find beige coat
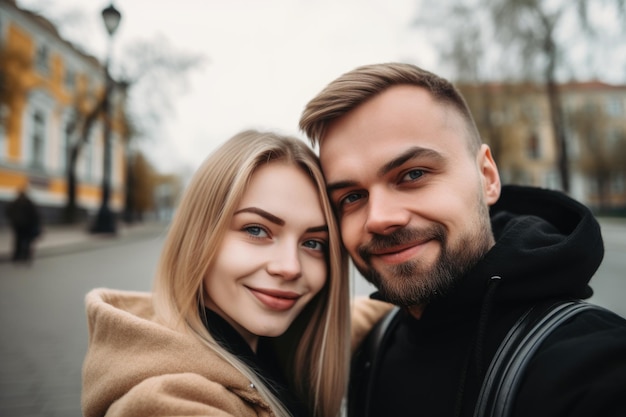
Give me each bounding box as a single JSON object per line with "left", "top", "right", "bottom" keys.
{"left": 81, "top": 288, "right": 392, "bottom": 417}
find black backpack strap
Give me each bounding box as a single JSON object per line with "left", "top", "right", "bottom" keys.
{"left": 348, "top": 306, "right": 401, "bottom": 417}
{"left": 474, "top": 300, "right": 605, "bottom": 417}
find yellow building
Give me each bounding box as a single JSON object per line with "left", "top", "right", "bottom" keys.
{"left": 0, "top": 0, "right": 126, "bottom": 225}
{"left": 458, "top": 80, "right": 626, "bottom": 210}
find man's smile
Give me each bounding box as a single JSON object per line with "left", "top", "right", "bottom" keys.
{"left": 369, "top": 239, "right": 434, "bottom": 265}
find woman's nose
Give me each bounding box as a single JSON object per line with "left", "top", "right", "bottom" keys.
{"left": 266, "top": 243, "right": 302, "bottom": 280}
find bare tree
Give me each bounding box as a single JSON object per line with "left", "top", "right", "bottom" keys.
{"left": 411, "top": 2, "right": 514, "bottom": 170}
{"left": 114, "top": 37, "right": 203, "bottom": 224}
{"left": 61, "top": 36, "right": 203, "bottom": 224}
{"left": 485, "top": 0, "right": 626, "bottom": 193}
{"left": 412, "top": 0, "right": 626, "bottom": 193}
{"left": 62, "top": 92, "right": 106, "bottom": 223}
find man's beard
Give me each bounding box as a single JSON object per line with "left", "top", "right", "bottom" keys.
{"left": 355, "top": 205, "right": 493, "bottom": 307}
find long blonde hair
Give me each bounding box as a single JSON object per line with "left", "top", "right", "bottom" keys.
{"left": 153, "top": 130, "right": 350, "bottom": 417}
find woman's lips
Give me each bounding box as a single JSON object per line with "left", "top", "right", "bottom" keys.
{"left": 248, "top": 287, "right": 301, "bottom": 311}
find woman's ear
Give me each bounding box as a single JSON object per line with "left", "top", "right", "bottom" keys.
{"left": 478, "top": 144, "right": 501, "bottom": 205}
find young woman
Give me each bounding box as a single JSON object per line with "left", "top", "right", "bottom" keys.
{"left": 81, "top": 130, "right": 352, "bottom": 417}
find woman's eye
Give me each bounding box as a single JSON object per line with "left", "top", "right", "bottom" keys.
{"left": 303, "top": 239, "right": 326, "bottom": 251}
{"left": 403, "top": 169, "right": 424, "bottom": 181}
{"left": 244, "top": 226, "right": 268, "bottom": 238}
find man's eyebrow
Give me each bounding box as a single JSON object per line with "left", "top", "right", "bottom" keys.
{"left": 326, "top": 147, "right": 445, "bottom": 194}
{"left": 234, "top": 207, "right": 284, "bottom": 226}
{"left": 378, "top": 146, "right": 445, "bottom": 177}
{"left": 326, "top": 180, "right": 358, "bottom": 195}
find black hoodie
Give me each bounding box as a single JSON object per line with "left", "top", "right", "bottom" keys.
{"left": 350, "top": 185, "right": 626, "bottom": 417}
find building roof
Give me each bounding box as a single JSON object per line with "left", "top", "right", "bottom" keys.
{"left": 457, "top": 80, "right": 626, "bottom": 94}
{"left": 1, "top": 0, "right": 102, "bottom": 69}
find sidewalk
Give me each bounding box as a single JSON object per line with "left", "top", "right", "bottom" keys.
{"left": 0, "top": 221, "right": 170, "bottom": 263}
{"left": 1, "top": 217, "right": 623, "bottom": 263}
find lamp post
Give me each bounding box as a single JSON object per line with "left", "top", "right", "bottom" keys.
{"left": 91, "top": 3, "right": 121, "bottom": 234}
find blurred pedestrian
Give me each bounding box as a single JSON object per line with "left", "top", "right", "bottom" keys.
{"left": 82, "top": 130, "right": 382, "bottom": 417}
{"left": 4, "top": 187, "right": 42, "bottom": 263}
{"left": 300, "top": 62, "right": 626, "bottom": 417}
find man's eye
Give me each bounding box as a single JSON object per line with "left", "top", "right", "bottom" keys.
{"left": 341, "top": 192, "right": 363, "bottom": 205}
{"left": 244, "top": 226, "right": 268, "bottom": 238}
{"left": 303, "top": 240, "right": 326, "bottom": 251}
{"left": 403, "top": 169, "right": 424, "bottom": 181}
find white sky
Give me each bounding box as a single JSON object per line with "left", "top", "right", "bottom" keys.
{"left": 17, "top": 0, "right": 436, "bottom": 175}
{"left": 15, "top": 0, "right": 626, "bottom": 177}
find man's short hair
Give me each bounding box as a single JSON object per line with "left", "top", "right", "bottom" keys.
{"left": 299, "top": 62, "right": 482, "bottom": 152}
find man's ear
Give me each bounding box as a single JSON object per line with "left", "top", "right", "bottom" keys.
{"left": 478, "top": 144, "right": 501, "bottom": 205}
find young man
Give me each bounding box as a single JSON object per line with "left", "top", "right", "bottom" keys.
{"left": 299, "top": 62, "right": 626, "bottom": 417}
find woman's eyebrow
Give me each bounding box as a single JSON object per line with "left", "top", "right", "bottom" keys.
{"left": 234, "top": 207, "right": 284, "bottom": 226}
{"left": 307, "top": 225, "right": 328, "bottom": 233}
{"left": 235, "top": 208, "right": 327, "bottom": 233}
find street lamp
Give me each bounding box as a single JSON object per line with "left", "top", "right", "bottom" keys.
{"left": 91, "top": 3, "right": 121, "bottom": 234}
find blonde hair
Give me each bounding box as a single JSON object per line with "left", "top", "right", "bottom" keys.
{"left": 299, "top": 62, "right": 482, "bottom": 153}
{"left": 153, "top": 130, "right": 350, "bottom": 417}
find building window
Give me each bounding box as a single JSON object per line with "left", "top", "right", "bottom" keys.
{"left": 527, "top": 131, "right": 541, "bottom": 159}
{"left": 0, "top": 104, "right": 8, "bottom": 161}
{"left": 606, "top": 96, "right": 624, "bottom": 117}
{"left": 612, "top": 175, "right": 625, "bottom": 194}
{"left": 0, "top": 15, "right": 7, "bottom": 46}
{"left": 545, "top": 171, "right": 560, "bottom": 190}
{"left": 0, "top": 123, "right": 5, "bottom": 161}
{"left": 25, "top": 89, "right": 54, "bottom": 169}
{"left": 35, "top": 43, "right": 49, "bottom": 74}
{"left": 62, "top": 120, "right": 73, "bottom": 173}
{"left": 0, "top": 130, "right": 8, "bottom": 162}
{"left": 607, "top": 128, "right": 621, "bottom": 146}
{"left": 87, "top": 124, "right": 103, "bottom": 183}
{"left": 64, "top": 68, "right": 75, "bottom": 90}
{"left": 583, "top": 100, "right": 597, "bottom": 114}
{"left": 85, "top": 141, "right": 93, "bottom": 181}
{"left": 31, "top": 110, "right": 45, "bottom": 168}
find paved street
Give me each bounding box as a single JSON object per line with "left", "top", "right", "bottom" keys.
{"left": 0, "top": 219, "right": 624, "bottom": 417}
{"left": 587, "top": 219, "right": 626, "bottom": 318}
{"left": 0, "top": 228, "right": 167, "bottom": 417}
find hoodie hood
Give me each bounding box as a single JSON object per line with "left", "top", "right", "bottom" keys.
{"left": 478, "top": 185, "right": 603, "bottom": 303}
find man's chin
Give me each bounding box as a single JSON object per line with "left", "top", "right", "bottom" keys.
{"left": 357, "top": 265, "right": 435, "bottom": 306}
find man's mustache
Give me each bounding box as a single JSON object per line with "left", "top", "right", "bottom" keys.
{"left": 358, "top": 225, "right": 445, "bottom": 262}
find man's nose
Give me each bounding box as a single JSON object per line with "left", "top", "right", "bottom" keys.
{"left": 266, "top": 242, "right": 302, "bottom": 280}
{"left": 365, "top": 189, "right": 410, "bottom": 235}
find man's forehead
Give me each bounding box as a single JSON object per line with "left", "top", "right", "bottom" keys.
{"left": 318, "top": 90, "right": 472, "bottom": 171}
